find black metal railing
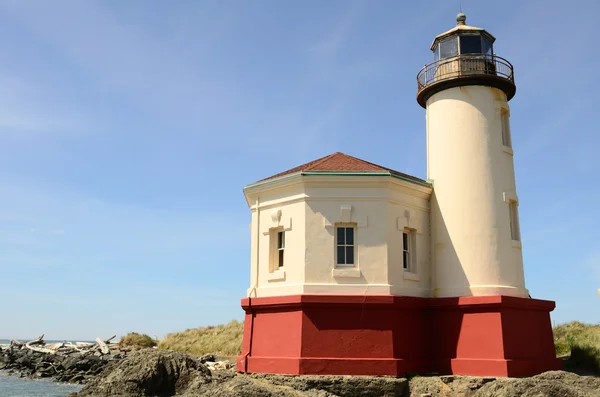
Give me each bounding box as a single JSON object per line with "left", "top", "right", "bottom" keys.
{"left": 417, "top": 54, "right": 514, "bottom": 93}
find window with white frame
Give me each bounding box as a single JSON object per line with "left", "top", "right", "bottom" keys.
{"left": 269, "top": 229, "right": 285, "bottom": 271}
{"left": 335, "top": 224, "right": 356, "bottom": 267}
{"left": 508, "top": 202, "right": 521, "bottom": 241}
{"left": 501, "top": 109, "right": 512, "bottom": 147}
{"left": 402, "top": 229, "right": 416, "bottom": 272}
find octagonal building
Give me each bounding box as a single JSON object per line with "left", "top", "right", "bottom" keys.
{"left": 244, "top": 152, "right": 432, "bottom": 298}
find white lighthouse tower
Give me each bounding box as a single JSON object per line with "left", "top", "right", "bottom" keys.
{"left": 417, "top": 12, "right": 527, "bottom": 298}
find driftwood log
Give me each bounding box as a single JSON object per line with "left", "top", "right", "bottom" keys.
{"left": 6, "top": 334, "right": 119, "bottom": 358}
{"left": 25, "top": 335, "right": 59, "bottom": 355}
{"left": 1, "top": 334, "right": 126, "bottom": 385}
{"left": 95, "top": 338, "right": 110, "bottom": 355}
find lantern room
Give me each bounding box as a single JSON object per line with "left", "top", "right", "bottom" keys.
{"left": 431, "top": 12, "right": 494, "bottom": 61}
{"left": 416, "top": 12, "right": 516, "bottom": 107}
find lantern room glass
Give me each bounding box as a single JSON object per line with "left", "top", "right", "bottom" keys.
{"left": 482, "top": 37, "right": 493, "bottom": 55}
{"left": 432, "top": 33, "right": 494, "bottom": 60}
{"left": 439, "top": 36, "right": 458, "bottom": 59}
{"left": 459, "top": 35, "right": 482, "bottom": 54}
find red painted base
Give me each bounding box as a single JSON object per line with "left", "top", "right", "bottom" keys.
{"left": 236, "top": 294, "right": 561, "bottom": 377}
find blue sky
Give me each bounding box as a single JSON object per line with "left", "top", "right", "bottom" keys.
{"left": 0, "top": 0, "right": 598, "bottom": 340}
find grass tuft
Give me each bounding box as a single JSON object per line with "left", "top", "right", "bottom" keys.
{"left": 554, "top": 321, "right": 600, "bottom": 374}
{"left": 119, "top": 332, "right": 157, "bottom": 350}
{"left": 158, "top": 320, "right": 244, "bottom": 357}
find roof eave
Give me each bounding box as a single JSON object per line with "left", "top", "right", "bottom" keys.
{"left": 429, "top": 26, "right": 496, "bottom": 51}
{"left": 244, "top": 170, "right": 431, "bottom": 194}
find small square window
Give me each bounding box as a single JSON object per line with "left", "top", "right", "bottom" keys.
{"left": 336, "top": 225, "right": 356, "bottom": 267}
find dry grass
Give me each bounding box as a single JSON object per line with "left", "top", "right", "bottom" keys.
{"left": 554, "top": 321, "right": 600, "bottom": 374}
{"left": 119, "top": 332, "right": 157, "bottom": 350}
{"left": 158, "top": 320, "right": 244, "bottom": 357}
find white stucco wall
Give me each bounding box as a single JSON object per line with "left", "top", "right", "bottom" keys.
{"left": 387, "top": 184, "right": 431, "bottom": 297}
{"left": 426, "top": 85, "right": 528, "bottom": 298}
{"left": 244, "top": 175, "right": 432, "bottom": 298}
{"left": 303, "top": 181, "right": 389, "bottom": 294}
{"left": 246, "top": 181, "right": 307, "bottom": 297}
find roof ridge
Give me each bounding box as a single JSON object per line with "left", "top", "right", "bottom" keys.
{"left": 253, "top": 151, "right": 427, "bottom": 185}
{"left": 304, "top": 152, "right": 341, "bottom": 171}
{"left": 338, "top": 153, "right": 424, "bottom": 182}
{"left": 334, "top": 153, "right": 388, "bottom": 171}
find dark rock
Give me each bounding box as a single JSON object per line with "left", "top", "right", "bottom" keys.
{"left": 69, "top": 374, "right": 87, "bottom": 384}
{"left": 0, "top": 344, "right": 121, "bottom": 386}
{"left": 71, "top": 349, "right": 211, "bottom": 397}
{"left": 198, "top": 354, "right": 217, "bottom": 364}
{"left": 15, "top": 355, "right": 33, "bottom": 367}
{"left": 71, "top": 350, "right": 407, "bottom": 397}
{"left": 62, "top": 356, "right": 82, "bottom": 371}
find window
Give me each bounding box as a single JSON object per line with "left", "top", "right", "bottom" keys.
{"left": 277, "top": 231, "right": 285, "bottom": 268}
{"left": 501, "top": 109, "right": 512, "bottom": 147}
{"left": 336, "top": 225, "right": 355, "bottom": 267}
{"left": 482, "top": 37, "right": 493, "bottom": 55}
{"left": 402, "top": 230, "right": 416, "bottom": 272}
{"left": 439, "top": 36, "right": 458, "bottom": 58}
{"left": 269, "top": 229, "right": 285, "bottom": 271}
{"left": 459, "top": 35, "right": 482, "bottom": 54}
{"left": 509, "top": 202, "right": 521, "bottom": 241}
{"left": 402, "top": 232, "right": 411, "bottom": 270}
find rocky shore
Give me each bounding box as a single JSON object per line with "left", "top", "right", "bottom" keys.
{"left": 0, "top": 339, "right": 122, "bottom": 384}
{"left": 0, "top": 340, "right": 232, "bottom": 388}
{"left": 3, "top": 342, "right": 600, "bottom": 396}
{"left": 68, "top": 349, "right": 600, "bottom": 397}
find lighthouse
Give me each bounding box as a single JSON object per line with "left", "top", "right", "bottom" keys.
{"left": 237, "top": 13, "right": 561, "bottom": 378}
{"left": 418, "top": 12, "right": 527, "bottom": 298}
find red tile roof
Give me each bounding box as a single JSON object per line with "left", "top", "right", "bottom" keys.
{"left": 256, "top": 152, "right": 427, "bottom": 185}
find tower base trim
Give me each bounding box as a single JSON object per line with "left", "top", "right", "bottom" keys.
{"left": 433, "top": 358, "right": 564, "bottom": 377}
{"left": 236, "top": 294, "right": 561, "bottom": 377}
{"left": 242, "top": 357, "right": 428, "bottom": 376}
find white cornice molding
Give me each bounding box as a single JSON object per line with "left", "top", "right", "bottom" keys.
{"left": 245, "top": 173, "right": 432, "bottom": 207}
{"left": 387, "top": 178, "right": 432, "bottom": 199}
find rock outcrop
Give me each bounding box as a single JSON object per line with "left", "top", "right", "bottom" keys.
{"left": 0, "top": 344, "right": 117, "bottom": 383}
{"left": 408, "top": 371, "right": 600, "bottom": 396}
{"left": 72, "top": 350, "right": 211, "bottom": 397}
{"left": 69, "top": 349, "right": 600, "bottom": 397}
